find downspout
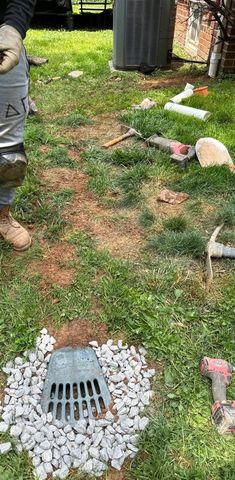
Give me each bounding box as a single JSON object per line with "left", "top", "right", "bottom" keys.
{"left": 208, "top": 0, "right": 231, "bottom": 77}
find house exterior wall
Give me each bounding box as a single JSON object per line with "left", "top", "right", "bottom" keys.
{"left": 174, "top": 0, "right": 235, "bottom": 73}
{"left": 174, "top": 0, "right": 215, "bottom": 61}
{"left": 174, "top": 0, "right": 189, "bottom": 46}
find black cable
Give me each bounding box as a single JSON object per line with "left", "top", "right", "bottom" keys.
{"left": 172, "top": 54, "right": 208, "bottom": 65}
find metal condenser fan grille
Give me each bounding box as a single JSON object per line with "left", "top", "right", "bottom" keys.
{"left": 41, "top": 347, "right": 111, "bottom": 424}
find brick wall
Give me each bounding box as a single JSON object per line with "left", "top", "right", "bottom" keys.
{"left": 174, "top": 0, "right": 235, "bottom": 73}
{"left": 174, "top": 0, "right": 188, "bottom": 46}
{"left": 198, "top": 9, "right": 215, "bottom": 61}
{"left": 174, "top": 0, "right": 215, "bottom": 61}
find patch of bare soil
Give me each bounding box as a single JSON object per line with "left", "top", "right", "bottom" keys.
{"left": 142, "top": 73, "right": 212, "bottom": 90}
{"left": 27, "top": 242, "right": 76, "bottom": 288}
{"left": 0, "top": 374, "right": 5, "bottom": 404}
{"left": 41, "top": 168, "right": 143, "bottom": 260}
{"left": 65, "top": 113, "right": 134, "bottom": 150}
{"left": 39, "top": 145, "right": 52, "bottom": 155}
{"left": 106, "top": 470, "right": 127, "bottom": 480}
{"left": 68, "top": 148, "right": 83, "bottom": 162}
{"left": 49, "top": 318, "right": 110, "bottom": 350}
{"left": 148, "top": 195, "right": 187, "bottom": 219}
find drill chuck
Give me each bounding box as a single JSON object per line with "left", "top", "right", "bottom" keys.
{"left": 200, "top": 357, "right": 233, "bottom": 402}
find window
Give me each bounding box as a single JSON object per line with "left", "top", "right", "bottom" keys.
{"left": 186, "top": 2, "right": 202, "bottom": 49}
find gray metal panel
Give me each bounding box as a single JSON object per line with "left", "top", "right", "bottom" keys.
{"left": 113, "top": 0, "right": 174, "bottom": 70}
{"left": 157, "top": 0, "right": 175, "bottom": 65}
{"left": 125, "top": 0, "right": 160, "bottom": 67}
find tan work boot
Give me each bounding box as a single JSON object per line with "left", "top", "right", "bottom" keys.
{"left": 0, "top": 207, "right": 31, "bottom": 251}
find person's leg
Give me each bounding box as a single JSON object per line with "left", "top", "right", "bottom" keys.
{"left": 0, "top": 187, "right": 15, "bottom": 210}
{"left": 0, "top": 48, "right": 31, "bottom": 251}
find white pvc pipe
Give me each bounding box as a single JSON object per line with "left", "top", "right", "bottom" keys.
{"left": 208, "top": 0, "right": 231, "bottom": 78}
{"left": 164, "top": 102, "right": 211, "bottom": 121}
{"left": 208, "top": 28, "right": 223, "bottom": 78}
{"left": 171, "top": 89, "right": 194, "bottom": 104}
{"left": 171, "top": 83, "right": 195, "bottom": 104}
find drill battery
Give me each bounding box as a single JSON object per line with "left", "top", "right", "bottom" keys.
{"left": 212, "top": 400, "right": 235, "bottom": 435}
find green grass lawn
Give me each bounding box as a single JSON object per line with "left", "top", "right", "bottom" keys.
{"left": 0, "top": 29, "right": 235, "bottom": 480}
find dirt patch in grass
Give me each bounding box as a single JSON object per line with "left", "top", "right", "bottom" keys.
{"left": 41, "top": 167, "right": 87, "bottom": 191}
{"left": 106, "top": 470, "right": 127, "bottom": 480}
{"left": 39, "top": 145, "right": 52, "bottom": 155}
{"left": 41, "top": 168, "right": 143, "bottom": 260}
{"left": 27, "top": 242, "right": 76, "bottom": 288}
{"left": 148, "top": 196, "right": 186, "bottom": 219}
{"left": 50, "top": 317, "right": 110, "bottom": 349}
{"left": 142, "top": 73, "right": 212, "bottom": 90}
{"left": 68, "top": 148, "right": 83, "bottom": 162}
{"left": 92, "top": 219, "right": 143, "bottom": 259}
{"left": 0, "top": 374, "right": 5, "bottom": 404}
{"left": 65, "top": 113, "right": 134, "bottom": 150}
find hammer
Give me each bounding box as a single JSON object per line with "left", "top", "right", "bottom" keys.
{"left": 102, "top": 127, "right": 142, "bottom": 149}
{"left": 206, "top": 225, "right": 235, "bottom": 287}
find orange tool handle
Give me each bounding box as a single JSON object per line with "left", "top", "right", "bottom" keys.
{"left": 102, "top": 134, "right": 128, "bottom": 149}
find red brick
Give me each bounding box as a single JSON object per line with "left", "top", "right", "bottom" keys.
{"left": 221, "top": 59, "right": 235, "bottom": 67}
{"left": 222, "top": 52, "right": 235, "bottom": 60}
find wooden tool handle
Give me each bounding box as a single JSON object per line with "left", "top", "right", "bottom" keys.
{"left": 102, "top": 134, "right": 127, "bottom": 149}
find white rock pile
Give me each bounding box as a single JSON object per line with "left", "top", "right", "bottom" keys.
{"left": 0, "top": 330, "right": 155, "bottom": 479}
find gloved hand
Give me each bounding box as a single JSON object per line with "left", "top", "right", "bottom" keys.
{"left": 0, "top": 25, "right": 22, "bottom": 74}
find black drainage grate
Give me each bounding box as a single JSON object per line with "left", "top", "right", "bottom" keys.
{"left": 41, "top": 347, "right": 111, "bottom": 424}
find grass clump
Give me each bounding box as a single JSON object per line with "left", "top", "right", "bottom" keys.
{"left": 110, "top": 146, "right": 156, "bottom": 167}
{"left": 118, "top": 163, "right": 150, "bottom": 206}
{"left": 51, "top": 188, "right": 75, "bottom": 207}
{"left": 45, "top": 146, "right": 78, "bottom": 169}
{"left": 24, "top": 122, "right": 56, "bottom": 147}
{"left": 82, "top": 146, "right": 111, "bottom": 164}
{"left": 15, "top": 185, "right": 68, "bottom": 239}
{"left": 118, "top": 164, "right": 150, "bottom": 192}
{"left": 219, "top": 230, "right": 235, "bottom": 245}
{"left": 57, "top": 112, "right": 92, "bottom": 127}
{"left": 139, "top": 209, "right": 156, "bottom": 228}
{"left": 171, "top": 165, "right": 235, "bottom": 197}
{"left": 163, "top": 215, "right": 188, "bottom": 232}
{"left": 148, "top": 230, "right": 206, "bottom": 258}
{"left": 86, "top": 160, "right": 113, "bottom": 196}
{"left": 215, "top": 198, "right": 235, "bottom": 227}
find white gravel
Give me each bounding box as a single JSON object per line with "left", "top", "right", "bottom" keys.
{"left": 0, "top": 330, "right": 155, "bottom": 479}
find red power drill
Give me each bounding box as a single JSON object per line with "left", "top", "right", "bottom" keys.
{"left": 200, "top": 357, "right": 235, "bottom": 435}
